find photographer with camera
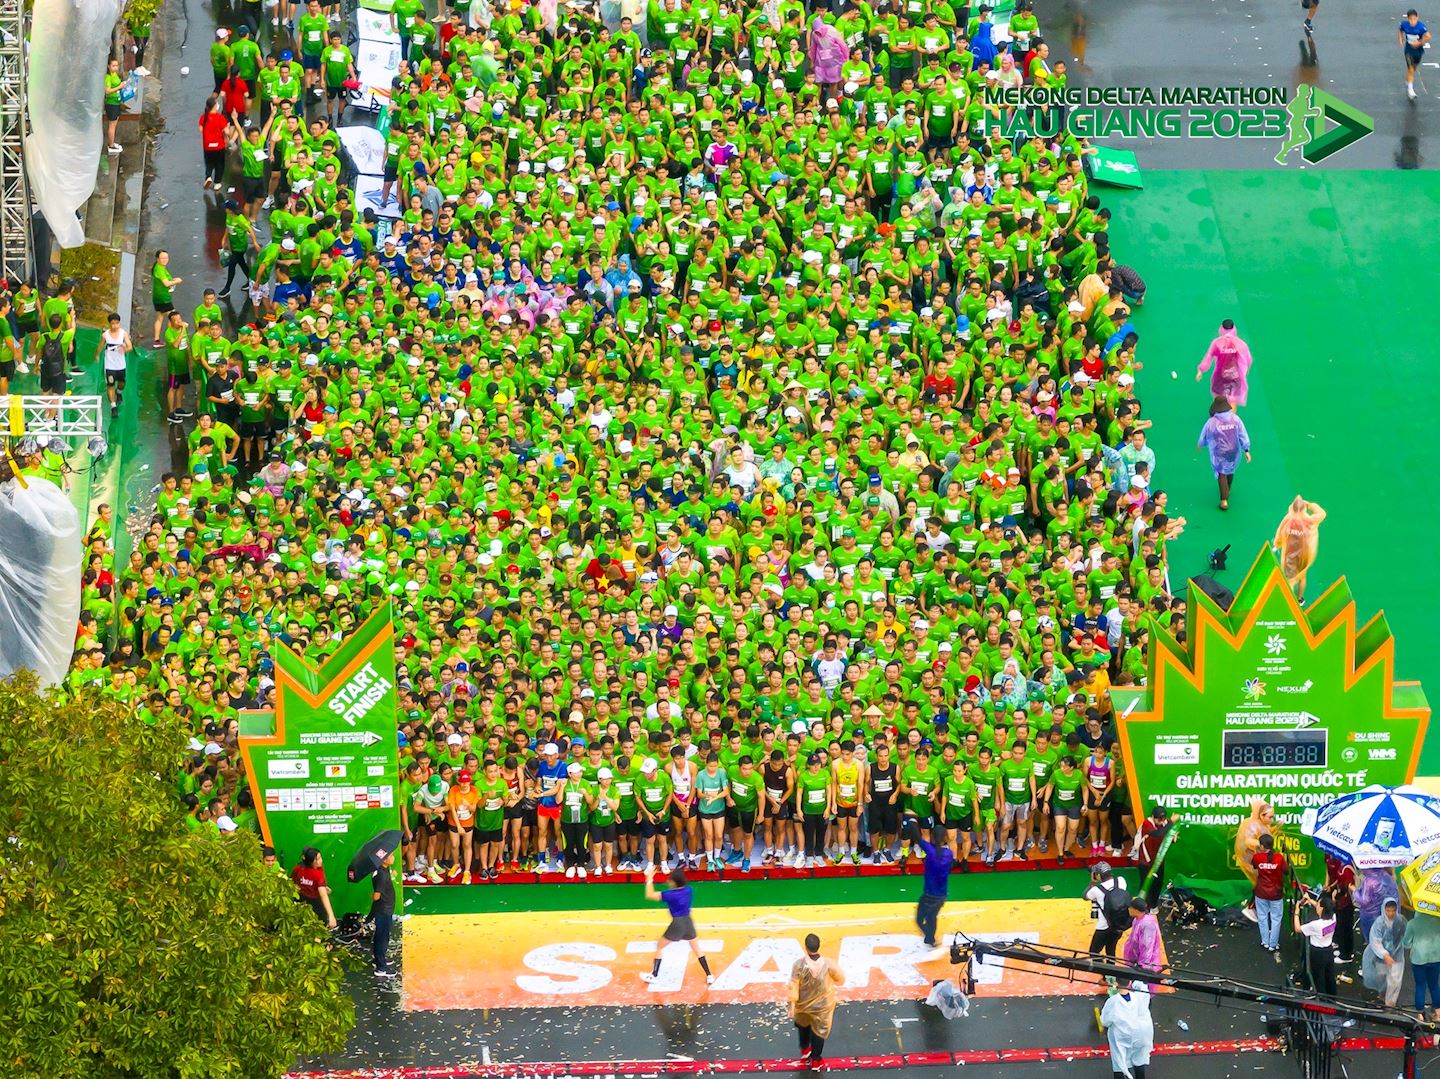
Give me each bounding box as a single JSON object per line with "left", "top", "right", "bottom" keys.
{"left": 1293, "top": 890, "right": 1339, "bottom": 996}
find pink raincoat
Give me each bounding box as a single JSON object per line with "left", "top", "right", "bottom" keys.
{"left": 1196, "top": 324, "right": 1253, "bottom": 407}
{"left": 809, "top": 16, "right": 847, "bottom": 85}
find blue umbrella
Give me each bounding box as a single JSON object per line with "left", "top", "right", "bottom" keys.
{"left": 1302, "top": 785, "right": 1440, "bottom": 868}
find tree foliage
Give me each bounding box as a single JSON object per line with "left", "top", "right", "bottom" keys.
{"left": 0, "top": 673, "right": 356, "bottom": 1079}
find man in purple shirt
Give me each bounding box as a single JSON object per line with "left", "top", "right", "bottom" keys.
{"left": 906, "top": 818, "right": 954, "bottom": 954}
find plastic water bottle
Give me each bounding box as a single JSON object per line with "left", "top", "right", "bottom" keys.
{"left": 1177, "top": 1020, "right": 1189, "bottom": 1032}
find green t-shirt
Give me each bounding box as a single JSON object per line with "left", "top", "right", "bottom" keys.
{"left": 940, "top": 774, "right": 977, "bottom": 823}
{"left": 797, "top": 767, "right": 830, "bottom": 814}
{"left": 297, "top": 14, "right": 329, "bottom": 55}
{"left": 561, "top": 777, "right": 592, "bottom": 824}
{"left": 902, "top": 761, "right": 938, "bottom": 817}
{"left": 998, "top": 757, "right": 1034, "bottom": 805}
{"left": 105, "top": 72, "right": 123, "bottom": 106}
{"left": 323, "top": 43, "right": 354, "bottom": 87}
{"left": 1049, "top": 765, "right": 1083, "bottom": 807}
{"left": 475, "top": 776, "right": 507, "bottom": 830}
{"left": 729, "top": 770, "right": 760, "bottom": 811}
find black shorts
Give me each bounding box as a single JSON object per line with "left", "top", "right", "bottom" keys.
{"left": 383, "top": 162, "right": 399, "bottom": 182}
{"left": 243, "top": 176, "right": 265, "bottom": 201}
{"left": 698, "top": 808, "right": 726, "bottom": 821}
{"left": 476, "top": 827, "right": 502, "bottom": 843}
{"left": 424, "top": 815, "right": 451, "bottom": 835}
{"left": 1089, "top": 793, "right": 1113, "bottom": 812}
{"left": 640, "top": 816, "right": 665, "bottom": 839}
{"left": 240, "top": 419, "right": 268, "bottom": 439}
{"left": 618, "top": 818, "right": 640, "bottom": 837}
{"left": 154, "top": 300, "right": 174, "bottom": 314}
{"left": 1054, "top": 801, "right": 1081, "bottom": 820}
{"left": 167, "top": 371, "right": 191, "bottom": 388}
{"left": 0, "top": 359, "right": 13, "bottom": 379}
{"left": 17, "top": 318, "right": 37, "bottom": 336}
{"left": 835, "top": 805, "right": 858, "bottom": 819}
{"left": 671, "top": 803, "right": 694, "bottom": 821}
{"left": 40, "top": 368, "right": 65, "bottom": 393}
{"left": 1406, "top": 46, "right": 1425, "bottom": 67}
{"left": 769, "top": 801, "right": 794, "bottom": 821}
{"left": 302, "top": 53, "right": 322, "bottom": 71}
{"left": 904, "top": 812, "right": 937, "bottom": 831}
{"left": 503, "top": 804, "right": 525, "bottom": 822}
{"left": 105, "top": 368, "right": 126, "bottom": 387}
{"left": 727, "top": 808, "right": 757, "bottom": 833}
{"left": 941, "top": 814, "right": 973, "bottom": 831}
{"left": 590, "top": 823, "right": 617, "bottom": 843}
{"left": 326, "top": 84, "right": 346, "bottom": 99}
{"left": 869, "top": 802, "right": 899, "bottom": 834}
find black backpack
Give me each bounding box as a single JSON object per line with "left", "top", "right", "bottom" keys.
{"left": 1101, "top": 880, "right": 1134, "bottom": 931}
{"left": 40, "top": 335, "right": 64, "bottom": 373}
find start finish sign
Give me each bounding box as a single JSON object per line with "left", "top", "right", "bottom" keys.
{"left": 239, "top": 605, "right": 401, "bottom": 917}
{"left": 1115, "top": 549, "right": 1429, "bottom": 848}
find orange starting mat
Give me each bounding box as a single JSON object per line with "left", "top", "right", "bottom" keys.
{"left": 402, "top": 898, "right": 1113, "bottom": 1012}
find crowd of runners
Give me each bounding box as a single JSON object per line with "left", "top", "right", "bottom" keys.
{"left": 34, "top": 0, "right": 1182, "bottom": 885}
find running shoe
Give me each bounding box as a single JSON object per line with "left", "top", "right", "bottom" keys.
{"left": 603, "top": 864, "right": 614, "bottom": 875}
{"left": 426, "top": 866, "right": 443, "bottom": 884}
{"left": 460, "top": 871, "right": 471, "bottom": 885}
{"left": 565, "top": 866, "right": 576, "bottom": 878}
{"left": 375, "top": 968, "right": 397, "bottom": 979}
{"left": 446, "top": 864, "right": 461, "bottom": 880}
{"left": 640, "top": 972, "right": 656, "bottom": 984}
{"left": 741, "top": 857, "right": 751, "bottom": 872}
{"left": 578, "top": 867, "right": 588, "bottom": 879}
{"left": 852, "top": 852, "right": 860, "bottom": 866}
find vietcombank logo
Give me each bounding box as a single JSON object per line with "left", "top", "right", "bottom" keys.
{"left": 987, "top": 84, "right": 1374, "bottom": 165}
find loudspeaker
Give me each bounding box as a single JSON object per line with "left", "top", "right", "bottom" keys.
{"left": 1190, "top": 575, "right": 1235, "bottom": 610}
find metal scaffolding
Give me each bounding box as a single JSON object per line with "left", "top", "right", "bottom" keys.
{"left": 0, "top": 0, "right": 28, "bottom": 282}
{"left": 2, "top": 394, "right": 104, "bottom": 438}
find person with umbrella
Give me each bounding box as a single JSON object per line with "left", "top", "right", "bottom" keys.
{"left": 346, "top": 830, "right": 403, "bottom": 978}
{"left": 370, "top": 847, "right": 398, "bottom": 979}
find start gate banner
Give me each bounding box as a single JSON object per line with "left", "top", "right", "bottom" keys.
{"left": 239, "top": 604, "right": 401, "bottom": 916}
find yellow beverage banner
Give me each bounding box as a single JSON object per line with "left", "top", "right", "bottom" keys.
{"left": 403, "top": 898, "right": 1100, "bottom": 1011}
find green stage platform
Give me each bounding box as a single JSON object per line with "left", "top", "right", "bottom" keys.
{"left": 1105, "top": 170, "right": 1440, "bottom": 773}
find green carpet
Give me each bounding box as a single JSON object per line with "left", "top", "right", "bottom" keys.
{"left": 1105, "top": 170, "right": 1440, "bottom": 772}
{"left": 403, "top": 869, "right": 1095, "bottom": 916}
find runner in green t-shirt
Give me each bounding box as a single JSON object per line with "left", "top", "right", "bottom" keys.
{"left": 939, "top": 761, "right": 979, "bottom": 865}
{"left": 320, "top": 31, "right": 355, "bottom": 126}
{"left": 726, "top": 755, "right": 763, "bottom": 873}
{"left": 475, "top": 759, "right": 510, "bottom": 880}
{"left": 559, "top": 762, "right": 594, "bottom": 878}
{"left": 104, "top": 58, "right": 124, "bottom": 154}
{"left": 1043, "top": 754, "right": 1085, "bottom": 863}
{"left": 589, "top": 770, "right": 622, "bottom": 874}
{"left": 969, "top": 746, "right": 1001, "bottom": 863}
{"left": 898, "top": 745, "right": 939, "bottom": 862}
{"left": 997, "top": 741, "right": 1037, "bottom": 863}
{"left": 635, "top": 759, "right": 674, "bottom": 870}
{"left": 794, "top": 753, "right": 833, "bottom": 868}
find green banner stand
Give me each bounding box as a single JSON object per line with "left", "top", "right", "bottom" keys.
{"left": 1085, "top": 146, "right": 1143, "bottom": 189}
{"left": 1116, "top": 547, "right": 1429, "bottom": 878}
{"left": 240, "top": 605, "right": 402, "bottom": 917}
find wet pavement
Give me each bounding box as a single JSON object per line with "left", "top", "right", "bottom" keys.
{"left": 300, "top": 921, "right": 1413, "bottom": 1077}
{"left": 1032, "top": 0, "right": 1438, "bottom": 168}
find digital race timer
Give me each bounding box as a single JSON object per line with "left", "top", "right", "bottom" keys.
{"left": 1221, "top": 728, "right": 1328, "bottom": 770}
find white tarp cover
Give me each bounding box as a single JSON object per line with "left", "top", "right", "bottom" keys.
{"left": 357, "top": 7, "right": 400, "bottom": 42}
{"left": 27, "top": 0, "right": 127, "bottom": 248}
{"left": 356, "top": 37, "right": 402, "bottom": 98}
{"left": 338, "top": 125, "right": 387, "bottom": 177}
{"left": 0, "top": 477, "right": 82, "bottom": 687}
{"left": 353, "top": 173, "right": 402, "bottom": 219}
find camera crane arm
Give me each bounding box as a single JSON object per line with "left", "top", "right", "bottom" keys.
{"left": 966, "top": 938, "right": 1437, "bottom": 1079}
